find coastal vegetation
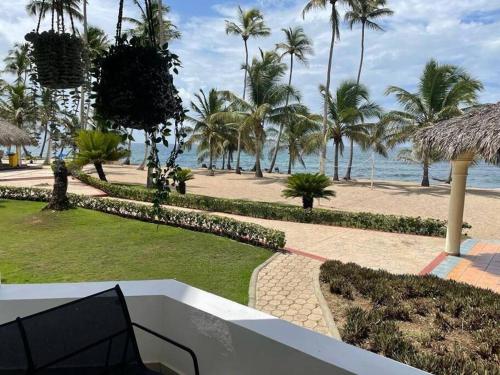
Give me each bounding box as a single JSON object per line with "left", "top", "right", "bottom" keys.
{"left": 320, "top": 260, "right": 500, "bottom": 374}
{"left": 282, "top": 173, "right": 335, "bottom": 209}
{"left": 0, "top": 199, "right": 272, "bottom": 304}
{"left": 73, "top": 171, "right": 470, "bottom": 237}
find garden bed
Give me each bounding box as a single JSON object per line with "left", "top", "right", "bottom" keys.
{"left": 320, "top": 260, "right": 499, "bottom": 375}
{"left": 73, "top": 171, "right": 471, "bottom": 237}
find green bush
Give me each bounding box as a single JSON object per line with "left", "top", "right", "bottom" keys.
{"left": 73, "top": 171, "right": 469, "bottom": 237}
{"left": 320, "top": 260, "right": 500, "bottom": 375}
{"left": 0, "top": 186, "right": 286, "bottom": 250}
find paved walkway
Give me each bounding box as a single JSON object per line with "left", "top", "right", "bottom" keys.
{"left": 426, "top": 239, "right": 500, "bottom": 293}
{"left": 4, "top": 168, "right": 499, "bottom": 337}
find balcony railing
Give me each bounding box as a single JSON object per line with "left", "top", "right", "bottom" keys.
{"left": 0, "top": 280, "right": 428, "bottom": 374}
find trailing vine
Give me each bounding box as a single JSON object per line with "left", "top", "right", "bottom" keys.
{"left": 92, "top": 0, "right": 185, "bottom": 215}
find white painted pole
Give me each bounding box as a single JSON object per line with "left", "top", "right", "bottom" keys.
{"left": 445, "top": 155, "right": 472, "bottom": 255}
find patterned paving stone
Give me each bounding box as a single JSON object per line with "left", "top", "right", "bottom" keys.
{"left": 255, "top": 253, "right": 330, "bottom": 336}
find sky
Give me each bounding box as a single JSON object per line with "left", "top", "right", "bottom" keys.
{"left": 1, "top": 0, "right": 499, "bottom": 117}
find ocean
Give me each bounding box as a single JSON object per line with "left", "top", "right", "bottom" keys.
{"left": 126, "top": 142, "right": 500, "bottom": 189}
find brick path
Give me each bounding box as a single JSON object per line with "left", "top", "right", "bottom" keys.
{"left": 428, "top": 239, "right": 500, "bottom": 293}
{"left": 254, "top": 254, "right": 331, "bottom": 335}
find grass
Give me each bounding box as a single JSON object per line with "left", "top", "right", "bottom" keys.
{"left": 0, "top": 199, "right": 272, "bottom": 304}
{"left": 320, "top": 260, "right": 500, "bottom": 375}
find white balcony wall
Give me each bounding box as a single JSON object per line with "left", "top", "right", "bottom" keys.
{"left": 0, "top": 280, "right": 428, "bottom": 375}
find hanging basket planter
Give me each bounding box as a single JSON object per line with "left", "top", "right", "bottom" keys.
{"left": 92, "top": 37, "right": 179, "bottom": 131}
{"left": 25, "top": 30, "right": 83, "bottom": 90}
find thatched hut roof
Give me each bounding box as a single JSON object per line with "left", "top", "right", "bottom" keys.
{"left": 0, "top": 119, "right": 36, "bottom": 146}
{"left": 416, "top": 102, "right": 500, "bottom": 163}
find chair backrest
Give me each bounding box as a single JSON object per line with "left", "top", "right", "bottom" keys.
{"left": 0, "top": 320, "right": 28, "bottom": 374}
{"left": 0, "top": 286, "right": 142, "bottom": 373}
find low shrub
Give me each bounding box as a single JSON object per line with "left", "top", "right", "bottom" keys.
{"left": 0, "top": 186, "right": 286, "bottom": 250}
{"left": 73, "top": 171, "right": 468, "bottom": 237}
{"left": 320, "top": 260, "right": 500, "bottom": 375}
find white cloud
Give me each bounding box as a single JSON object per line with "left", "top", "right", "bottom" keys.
{"left": 1, "top": 0, "right": 499, "bottom": 113}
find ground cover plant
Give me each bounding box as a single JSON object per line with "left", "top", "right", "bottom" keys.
{"left": 0, "top": 199, "right": 273, "bottom": 305}
{"left": 320, "top": 260, "right": 500, "bottom": 375}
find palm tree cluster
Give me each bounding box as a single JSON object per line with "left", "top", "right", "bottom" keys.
{"left": 0, "top": 0, "right": 180, "bottom": 168}
{"left": 184, "top": 1, "right": 483, "bottom": 187}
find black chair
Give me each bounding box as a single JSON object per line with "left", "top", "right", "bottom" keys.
{"left": 0, "top": 285, "right": 199, "bottom": 375}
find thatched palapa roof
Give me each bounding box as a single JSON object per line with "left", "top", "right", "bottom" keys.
{"left": 417, "top": 102, "right": 500, "bottom": 163}
{"left": 0, "top": 118, "right": 37, "bottom": 146}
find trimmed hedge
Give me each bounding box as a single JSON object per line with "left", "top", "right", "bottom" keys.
{"left": 74, "top": 171, "right": 471, "bottom": 237}
{"left": 0, "top": 186, "right": 286, "bottom": 250}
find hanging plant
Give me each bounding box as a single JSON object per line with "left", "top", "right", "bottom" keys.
{"left": 91, "top": 0, "right": 186, "bottom": 214}
{"left": 92, "top": 36, "right": 179, "bottom": 131}
{"left": 25, "top": 0, "right": 83, "bottom": 90}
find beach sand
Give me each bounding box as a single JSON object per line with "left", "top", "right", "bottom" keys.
{"left": 95, "top": 165, "right": 500, "bottom": 239}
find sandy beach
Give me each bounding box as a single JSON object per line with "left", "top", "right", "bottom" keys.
{"left": 91, "top": 164, "right": 500, "bottom": 239}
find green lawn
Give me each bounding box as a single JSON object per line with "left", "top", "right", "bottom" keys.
{"left": 0, "top": 199, "right": 272, "bottom": 304}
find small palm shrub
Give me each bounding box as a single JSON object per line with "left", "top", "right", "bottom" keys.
{"left": 282, "top": 173, "right": 335, "bottom": 209}
{"left": 75, "top": 131, "right": 129, "bottom": 181}
{"left": 175, "top": 168, "right": 194, "bottom": 195}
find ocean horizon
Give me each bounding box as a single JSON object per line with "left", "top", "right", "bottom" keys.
{"left": 122, "top": 142, "right": 500, "bottom": 189}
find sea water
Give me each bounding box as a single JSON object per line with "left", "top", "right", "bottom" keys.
{"left": 127, "top": 142, "right": 500, "bottom": 189}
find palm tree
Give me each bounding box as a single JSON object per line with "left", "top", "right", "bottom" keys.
{"left": 385, "top": 59, "right": 483, "bottom": 186}
{"left": 268, "top": 112, "right": 321, "bottom": 174}
{"left": 283, "top": 173, "right": 335, "bottom": 209}
{"left": 345, "top": 0, "right": 393, "bottom": 84}
{"left": 303, "top": 0, "right": 348, "bottom": 174}
{"left": 185, "top": 89, "right": 234, "bottom": 176}
{"left": 75, "top": 130, "right": 129, "bottom": 181}
{"left": 218, "top": 51, "right": 304, "bottom": 178}
{"left": 26, "top": 0, "right": 83, "bottom": 23}
{"left": 268, "top": 26, "right": 314, "bottom": 173}
{"left": 3, "top": 43, "right": 31, "bottom": 84}
{"left": 37, "top": 88, "right": 58, "bottom": 158}
{"left": 125, "top": 0, "right": 181, "bottom": 43}
{"left": 321, "top": 81, "right": 380, "bottom": 180}
{"left": 397, "top": 146, "right": 444, "bottom": 185}
{"left": 225, "top": 7, "right": 271, "bottom": 174}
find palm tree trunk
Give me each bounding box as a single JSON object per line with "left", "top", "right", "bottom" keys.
{"left": 344, "top": 138, "right": 354, "bottom": 180}
{"left": 422, "top": 160, "right": 430, "bottom": 187}
{"left": 333, "top": 140, "right": 339, "bottom": 181}
{"left": 446, "top": 163, "right": 452, "bottom": 184}
{"left": 255, "top": 125, "right": 263, "bottom": 178}
{"left": 123, "top": 133, "right": 132, "bottom": 165}
{"left": 320, "top": 3, "right": 337, "bottom": 175}
{"left": 222, "top": 152, "right": 226, "bottom": 170}
{"left": 269, "top": 54, "right": 294, "bottom": 173}
{"left": 44, "top": 135, "right": 52, "bottom": 166}
{"left": 39, "top": 122, "right": 48, "bottom": 158}
{"left": 137, "top": 132, "right": 149, "bottom": 170}
{"left": 356, "top": 21, "right": 366, "bottom": 85}
{"left": 243, "top": 38, "right": 249, "bottom": 100}
{"left": 80, "top": 0, "right": 88, "bottom": 130}
{"left": 94, "top": 162, "right": 107, "bottom": 181}
{"left": 287, "top": 146, "right": 292, "bottom": 175}
{"left": 227, "top": 151, "right": 232, "bottom": 170}
{"left": 235, "top": 130, "right": 242, "bottom": 174}
{"left": 208, "top": 138, "right": 214, "bottom": 176}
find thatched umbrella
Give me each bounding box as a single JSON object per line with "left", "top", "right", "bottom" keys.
{"left": 0, "top": 119, "right": 36, "bottom": 167}
{"left": 0, "top": 118, "right": 36, "bottom": 147}
{"left": 415, "top": 102, "right": 500, "bottom": 255}
{"left": 418, "top": 102, "right": 500, "bottom": 164}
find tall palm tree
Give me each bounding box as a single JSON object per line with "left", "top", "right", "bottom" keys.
{"left": 268, "top": 112, "right": 321, "bottom": 174}
{"left": 345, "top": 0, "right": 393, "bottom": 84}
{"left": 225, "top": 7, "right": 270, "bottom": 174}
{"left": 3, "top": 43, "right": 31, "bottom": 84}
{"left": 218, "top": 51, "right": 304, "bottom": 178}
{"left": 185, "top": 89, "right": 234, "bottom": 176}
{"left": 268, "top": 26, "right": 314, "bottom": 173}
{"left": 321, "top": 81, "right": 380, "bottom": 180}
{"left": 26, "top": 0, "right": 83, "bottom": 23}
{"left": 37, "top": 88, "right": 58, "bottom": 158}
{"left": 384, "top": 59, "right": 483, "bottom": 186}
{"left": 125, "top": 0, "right": 181, "bottom": 44}
{"left": 303, "top": 0, "right": 348, "bottom": 175}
